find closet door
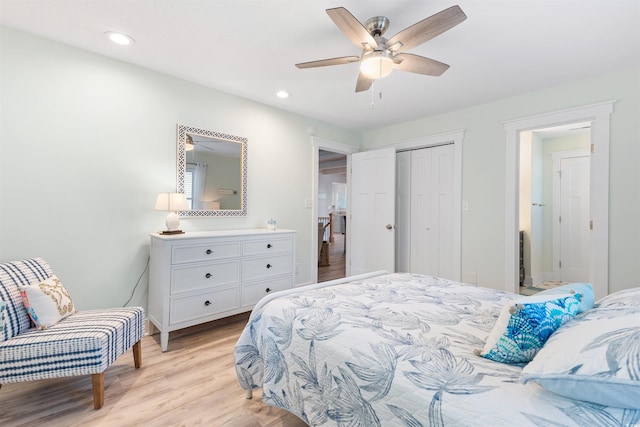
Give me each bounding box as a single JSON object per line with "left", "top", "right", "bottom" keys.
{"left": 396, "top": 151, "right": 411, "bottom": 272}
{"left": 410, "top": 145, "right": 454, "bottom": 278}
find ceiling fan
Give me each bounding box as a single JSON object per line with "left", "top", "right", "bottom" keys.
{"left": 185, "top": 134, "right": 217, "bottom": 152}
{"left": 295, "top": 5, "right": 467, "bottom": 92}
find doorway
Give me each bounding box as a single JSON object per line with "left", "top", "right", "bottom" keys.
{"left": 504, "top": 101, "right": 613, "bottom": 299}
{"left": 317, "top": 149, "right": 347, "bottom": 283}
{"left": 518, "top": 123, "right": 591, "bottom": 294}
{"left": 310, "top": 131, "right": 463, "bottom": 284}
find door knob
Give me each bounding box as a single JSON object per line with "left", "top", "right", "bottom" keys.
{"left": 386, "top": 224, "right": 393, "bottom": 230}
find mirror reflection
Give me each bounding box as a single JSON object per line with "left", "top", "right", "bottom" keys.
{"left": 177, "top": 124, "right": 247, "bottom": 217}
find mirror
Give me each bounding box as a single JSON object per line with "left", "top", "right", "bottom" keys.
{"left": 176, "top": 124, "right": 247, "bottom": 217}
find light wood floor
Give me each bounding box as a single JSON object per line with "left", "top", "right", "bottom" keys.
{"left": 0, "top": 313, "right": 307, "bottom": 427}
{"left": 317, "top": 233, "right": 346, "bottom": 283}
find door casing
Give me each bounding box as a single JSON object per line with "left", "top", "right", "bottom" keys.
{"left": 504, "top": 101, "right": 614, "bottom": 299}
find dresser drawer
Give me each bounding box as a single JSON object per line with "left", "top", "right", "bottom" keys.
{"left": 170, "top": 288, "right": 239, "bottom": 325}
{"left": 243, "top": 237, "right": 293, "bottom": 256}
{"left": 243, "top": 254, "right": 293, "bottom": 281}
{"left": 171, "top": 261, "right": 240, "bottom": 294}
{"left": 242, "top": 276, "right": 293, "bottom": 307}
{"left": 172, "top": 242, "right": 241, "bottom": 264}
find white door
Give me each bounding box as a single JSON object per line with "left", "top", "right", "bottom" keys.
{"left": 410, "top": 145, "right": 454, "bottom": 278}
{"left": 395, "top": 151, "right": 411, "bottom": 272}
{"left": 350, "top": 148, "right": 396, "bottom": 275}
{"left": 559, "top": 155, "right": 590, "bottom": 282}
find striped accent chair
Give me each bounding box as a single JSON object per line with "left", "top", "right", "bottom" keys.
{"left": 0, "top": 258, "right": 144, "bottom": 409}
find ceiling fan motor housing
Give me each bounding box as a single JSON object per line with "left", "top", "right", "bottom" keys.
{"left": 365, "top": 16, "right": 389, "bottom": 36}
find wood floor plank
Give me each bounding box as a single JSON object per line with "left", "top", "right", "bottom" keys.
{"left": 0, "top": 312, "right": 307, "bottom": 426}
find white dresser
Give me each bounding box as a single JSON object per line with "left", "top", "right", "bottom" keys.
{"left": 148, "top": 229, "right": 296, "bottom": 351}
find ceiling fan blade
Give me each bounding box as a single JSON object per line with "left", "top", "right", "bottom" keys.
{"left": 394, "top": 53, "right": 450, "bottom": 76}
{"left": 296, "top": 56, "right": 360, "bottom": 69}
{"left": 355, "top": 73, "right": 373, "bottom": 92}
{"left": 327, "top": 7, "right": 378, "bottom": 50}
{"left": 387, "top": 5, "right": 467, "bottom": 53}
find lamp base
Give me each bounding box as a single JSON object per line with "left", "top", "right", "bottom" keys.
{"left": 159, "top": 230, "right": 185, "bottom": 235}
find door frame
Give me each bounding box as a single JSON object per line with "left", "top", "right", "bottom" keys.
{"left": 310, "top": 136, "right": 360, "bottom": 283}
{"left": 370, "top": 130, "right": 464, "bottom": 281}
{"left": 503, "top": 101, "right": 614, "bottom": 299}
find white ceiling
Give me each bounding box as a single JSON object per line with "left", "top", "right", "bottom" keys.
{"left": 1, "top": 0, "right": 638, "bottom": 132}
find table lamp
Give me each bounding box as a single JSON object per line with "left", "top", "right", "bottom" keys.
{"left": 155, "top": 192, "right": 188, "bottom": 234}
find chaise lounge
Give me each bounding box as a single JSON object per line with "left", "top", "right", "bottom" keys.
{"left": 0, "top": 258, "right": 145, "bottom": 409}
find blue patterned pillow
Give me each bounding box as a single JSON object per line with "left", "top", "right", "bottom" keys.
{"left": 477, "top": 294, "right": 580, "bottom": 364}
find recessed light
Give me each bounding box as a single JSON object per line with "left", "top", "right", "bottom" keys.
{"left": 105, "top": 31, "right": 135, "bottom": 46}
{"left": 276, "top": 90, "right": 290, "bottom": 99}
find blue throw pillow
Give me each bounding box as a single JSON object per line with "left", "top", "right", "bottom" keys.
{"left": 476, "top": 294, "right": 580, "bottom": 364}
{"left": 537, "top": 283, "right": 594, "bottom": 313}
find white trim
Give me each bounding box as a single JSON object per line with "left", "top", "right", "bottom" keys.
{"left": 365, "top": 130, "right": 464, "bottom": 281}
{"left": 311, "top": 137, "right": 360, "bottom": 282}
{"left": 503, "top": 101, "right": 614, "bottom": 299}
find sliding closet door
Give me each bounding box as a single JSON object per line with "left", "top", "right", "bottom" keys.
{"left": 410, "top": 144, "right": 454, "bottom": 278}
{"left": 396, "top": 151, "right": 411, "bottom": 272}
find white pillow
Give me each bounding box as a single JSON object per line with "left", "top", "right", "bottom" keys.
{"left": 595, "top": 286, "right": 640, "bottom": 309}
{"left": 520, "top": 307, "right": 640, "bottom": 409}
{"left": 19, "top": 274, "right": 75, "bottom": 329}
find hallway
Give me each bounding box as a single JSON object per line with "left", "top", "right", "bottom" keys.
{"left": 317, "top": 233, "right": 346, "bottom": 283}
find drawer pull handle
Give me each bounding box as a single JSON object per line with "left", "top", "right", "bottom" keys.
{"left": 206, "top": 249, "right": 213, "bottom": 255}
{"left": 266, "top": 264, "right": 272, "bottom": 269}
{"left": 267, "top": 244, "right": 273, "bottom": 249}
{"left": 205, "top": 273, "right": 212, "bottom": 279}
{"left": 266, "top": 288, "right": 271, "bottom": 293}
{"left": 204, "top": 300, "right": 211, "bottom": 307}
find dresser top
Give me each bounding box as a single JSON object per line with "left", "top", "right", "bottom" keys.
{"left": 149, "top": 228, "right": 295, "bottom": 241}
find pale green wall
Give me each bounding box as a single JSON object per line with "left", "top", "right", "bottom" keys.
{"left": 362, "top": 68, "right": 640, "bottom": 293}
{"left": 0, "top": 27, "right": 360, "bottom": 309}
{"left": 1, "top": 26, "right": 638, "bottom": 312}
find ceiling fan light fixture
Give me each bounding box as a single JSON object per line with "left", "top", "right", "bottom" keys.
{"left": 185, "top": 134, "right": 195, "bottom": 151}
{"left": 360, "top": 51, "right": 394, "bottom": 80}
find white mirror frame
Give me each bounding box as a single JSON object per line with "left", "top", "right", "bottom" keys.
{"left": 176, "top": 124, "right": 247, "bottom": 217}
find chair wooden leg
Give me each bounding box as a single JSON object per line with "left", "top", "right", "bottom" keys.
{"left": 91, "top": 373, "right": 105, "bottom": 409}
{"left": 132, "top": 340, "right": 142, "bottom": 368}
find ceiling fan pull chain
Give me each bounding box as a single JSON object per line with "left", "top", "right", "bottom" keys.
{"left": 370, "top": 80, "right": 376, "bottom": 108}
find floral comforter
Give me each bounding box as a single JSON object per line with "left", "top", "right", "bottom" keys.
{"left": 233, "top": 273, "right": 633, "bottom": 426}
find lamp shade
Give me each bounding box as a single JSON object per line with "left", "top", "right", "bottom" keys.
{"left": 360, "top": 51, "right": 394, "bottom": 80}
{"left": 155, "top": 193, "right": 188, "bottom": 212}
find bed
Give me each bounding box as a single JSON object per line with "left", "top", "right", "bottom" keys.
{"left": 234, "top": 272, "right": 640, "bottom": 426}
